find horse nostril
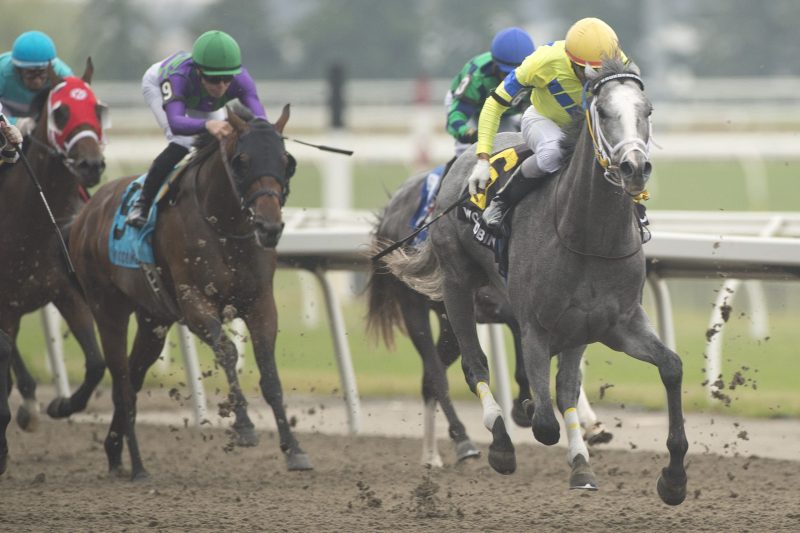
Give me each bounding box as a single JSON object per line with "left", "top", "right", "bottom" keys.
{"left": 643, "top": 161, "right": 653, "bottom": 178}
{"left": 620, "top": 160, "right": 634, "bottom": 176}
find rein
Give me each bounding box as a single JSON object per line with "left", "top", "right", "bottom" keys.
{"left": 581, "top": 73, "right": 651, "bottom": 199}
{"left": 27, "top": 127, "right": 97, "bottom": 179}
{"left": 552, "top": 72, "right": 651, "bottom": 260}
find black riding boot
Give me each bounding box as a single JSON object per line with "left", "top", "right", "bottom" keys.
{"left": 482, "top": 167, "right": 542, "bottom": 231}
{"left": 126, "top": 142, "right": 189, "bottom": 228}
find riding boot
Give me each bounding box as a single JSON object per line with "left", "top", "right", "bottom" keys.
{"left": 126, "top": 142, "right": 189, "bottom": 228}
{"left": 482, "top": 167, "right": 543, "bottom": 231}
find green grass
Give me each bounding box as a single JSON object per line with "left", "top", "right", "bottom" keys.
{"left": 14, "top": 158, "right": 800, "bottom": 418}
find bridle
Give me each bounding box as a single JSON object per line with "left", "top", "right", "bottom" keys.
{"left": 197, "top": 127, "right": 294, "bottom": 241}
{"left": 582, "top": 72, "right": 652, "bottom": 192}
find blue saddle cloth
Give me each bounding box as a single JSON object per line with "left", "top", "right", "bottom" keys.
{"left": 409, "top": 164, "right": 446, "bottom": 246}
{"left": 108, "top": 175, "right": 158, "bottom": 268}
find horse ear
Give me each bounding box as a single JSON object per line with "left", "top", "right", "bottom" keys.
{"left": 274, "top": 103, "right": 290, "bottom": 134}
{"left": 227, "top": 106, "right": 248, "bottom": 133}
{"left": 46, "top": 62, "right": 62, "bottom": 87}
{"left": 627, "top": 61, "right": 641, "bottom": 76}
{"left": 82, "top": 57, "right": 94, "bottom": 84}
{"left": 584, "top": 64, "right": 600, "bottom": 82}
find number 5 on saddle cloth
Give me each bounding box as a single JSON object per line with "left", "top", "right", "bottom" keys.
{"left": 457, "top": 144, "right": 533, "bottom": 278}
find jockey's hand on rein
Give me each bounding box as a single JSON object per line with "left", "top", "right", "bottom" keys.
{"left": 206, "top": 119, "right": 233, "bottom": 140}
{"left": 0, "top": 121, "right": 22, "bottom": 148}
{"left": 468, "top": 158, "right": 490, "bottom": 196}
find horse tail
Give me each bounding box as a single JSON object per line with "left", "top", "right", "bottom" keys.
{"left": 365, "top": 245, "right": 408, "bottom": 350}
{"left": 378, "top": 239, "right": 443, "bottom": 302}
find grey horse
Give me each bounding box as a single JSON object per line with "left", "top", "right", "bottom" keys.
{"left": 367, "top": 171, "right": 612, "bottom": 467}
{"left": 383, "top": 59, "right": 688, "bottom": 505}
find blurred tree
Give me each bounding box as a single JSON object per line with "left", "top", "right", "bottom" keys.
{"left": 188, "top": 0, "right": 284, "bottom": 79}
{"left": 290, "top": 0, "right": 422, "bottom": 79}
{"left": 74, "top": 0, "right": 156, "bottom": 80}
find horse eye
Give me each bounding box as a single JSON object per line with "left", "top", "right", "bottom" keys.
{"left": 53, "top": 105, "right": 70, "bottom": 129}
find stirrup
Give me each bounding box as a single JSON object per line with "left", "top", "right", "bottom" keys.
{"left": 482, "top": 199, "right": 509, "bottom": 231}
{"left": 126, "top": 202, "right": 149, "bottom": 228}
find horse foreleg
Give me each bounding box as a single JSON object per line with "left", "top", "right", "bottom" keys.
{"left": 244, "top": 306, "right": 312, "bottom": 471}
{"left": 47, "top": 293, "right": 106, "bottom": 418}
{"left": 0, "top": 331, "right": 12, "bottom": 475}
{"left": 556, "top": 347, "right": 598, "bottom": 491}
{"left": 604, "top": 307, "right": 688, "bottom": 506}
{"left": 3, "top": 318, "right": 39, "bottom": 432}
{"left": 95, "top": 309, "right": 147, "bottom": 480}
{"left": 520, "top": 325, "right": 560, "bottom": 446}
{"left": 442, "top": 278, "right": 515, "bottom": 475}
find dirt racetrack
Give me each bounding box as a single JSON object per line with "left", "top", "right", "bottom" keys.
{"left": 2, "top": 410, "right": 799, "bottom": 533}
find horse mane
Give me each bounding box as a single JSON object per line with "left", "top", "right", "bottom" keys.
{"left": 28, "top": 86, "right": 54, "bottom": 121}
{"left": 558, "top": 58, "right": 634, "bottom": 163}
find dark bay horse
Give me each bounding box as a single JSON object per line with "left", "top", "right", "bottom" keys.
{"left": 0, "top": 59, "right": 106, "bottom": 442}
{"left": 69, "top": 104, "right": 310, "bottom": 480}
{"left": 367, "top": 171, "right": 612, "bottom": 466}
{"left": 384, "top": 60, "right": 688, "bottom": 505}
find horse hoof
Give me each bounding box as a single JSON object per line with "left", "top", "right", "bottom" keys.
{"left": 487, "top": 418, "right": 516, "bottom": 475}
{"left": 131, "top": 469, "right": 151, "bottom": 482}
{"left": 46, "top": 397, "right": 72, "bottom": 419}
{"left": 285, "top": 450, "right": 313, "bottom": 471}
{"left": 16, "top": 399, "right": 40, "bottom": 432}
{"left": 233, "top": 425, "right": 260, "bottom": 447}
{"left": 511, "top": 399, "right": 532, "bottom": 428}
{"left": 454, "top": 439, "right": 481, "bottom": 462}
{"left": 531, "top": 412, "right": 560, "bottom": 446}
{"left": 586, "top": 428, "right": 613, "bottom": 446}
{"left": 657, "top": 468, "right": 687, "bottom": 506}
{"left": 569, "top": 454, "right": 598, "bottom": 491}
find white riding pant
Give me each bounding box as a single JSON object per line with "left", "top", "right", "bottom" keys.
{"left": 444, "top": 90, "right": 522, "bottom": 158}
{"left": 141, "top": 62, "right": 226, "bottom": 150}
{"left": 520, "top": 105, "right": 565, "bottom": 177}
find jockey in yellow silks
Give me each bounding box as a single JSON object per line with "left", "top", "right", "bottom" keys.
{"left": 467, "top": 17, "right": 628, "bottom": 230}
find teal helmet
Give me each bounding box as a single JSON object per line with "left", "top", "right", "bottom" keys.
{"left": 192, "top": 30, "right": 242, "bottom": 76}
{"left": 12, "top": 31, "right": 57, "bottom": 68}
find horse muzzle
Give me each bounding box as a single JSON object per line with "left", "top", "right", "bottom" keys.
{"left": 619, "top": 152, "right": 652, "bottom": 197}
{"left": 254, "top": 220, "right": 285, "bottom": 249}
{"left": 70, "top": 156, "right": 105, "bottom": 188}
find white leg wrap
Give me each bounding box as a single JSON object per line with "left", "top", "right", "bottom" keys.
{"left": 421, "top": 400, "right": 443, "bottom": 467}
{"left": 564, "top": 407, "right": 589, "bottom": 465}
{"left": 577, "top": 386, "right": 598, "bottom": 428}
{"left": 477, "top": 382, "right": 502, "bottom": 431}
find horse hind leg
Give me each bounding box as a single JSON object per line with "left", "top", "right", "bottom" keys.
{"left": 46, "top": 293, "right": 106, "bottom": 419}
{"left": 442, "top": 278, "right": 515, "bottom": 474}
{"left": 10, "top": 343, "right": 40, "bottom": 432}
{"left": 577, "top": 385, "right": 613, "bottom": 446}
{"left": 556, "top": 348, "right": 598, "bottom": 491}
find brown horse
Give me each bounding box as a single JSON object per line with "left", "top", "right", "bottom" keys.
{"left": 69, "top": 104, "right": 309, "bottom": 480}
{"left": 0, "top": 59, "right": 106, "bottom": 447}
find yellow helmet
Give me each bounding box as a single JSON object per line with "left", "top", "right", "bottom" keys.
{"left": 565, "top": 17, "right": 620, "bottom": 67}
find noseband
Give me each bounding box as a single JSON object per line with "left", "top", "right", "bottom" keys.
{"left": 583, "top": 72, "right": 652, "bottom": 191}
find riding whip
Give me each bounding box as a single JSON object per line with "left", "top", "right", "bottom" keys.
{"left": 371, "top": 190, "right": 470, "bottom": 263}
{"left": 1, "top": 114, "right": 79, "bottom": 278}
{"left": 282, "top": 136, "right": 354, "bottom": 156}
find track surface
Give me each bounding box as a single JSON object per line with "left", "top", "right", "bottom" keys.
{"left": 1, "top": 411, "right": 798, "bottom": 532}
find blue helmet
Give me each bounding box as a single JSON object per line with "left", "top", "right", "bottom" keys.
{"left": 491, "top": 27, "right": 535, "bottom": 73}
{"left": 12, "top": 31, "right": 57, "bottom": 68}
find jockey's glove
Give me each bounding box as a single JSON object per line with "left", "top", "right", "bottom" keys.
{"left": 468, "top": 158, "right": 490, "bottom": 196}
{"left": 0, "top": 121, "right": 22, "bottom": 147}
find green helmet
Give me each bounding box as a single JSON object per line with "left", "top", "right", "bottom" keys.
{"left": 192, "top": 30, "right": 242, "bottom": 76}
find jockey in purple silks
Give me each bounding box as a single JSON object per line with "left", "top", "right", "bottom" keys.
{"left": 127, "top": 30, "right": 267, "bottom": 228}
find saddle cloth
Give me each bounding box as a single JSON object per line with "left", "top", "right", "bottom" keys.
{"left": 108, "top": 160, "right": 189, "bottom": 268}
{"left": 409, "top": 163, "right": 447, "bottom": 246}
{"left": 456, "top": 143, "right": 533, "bottom": 278}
